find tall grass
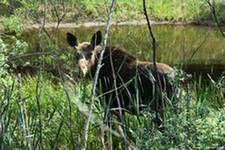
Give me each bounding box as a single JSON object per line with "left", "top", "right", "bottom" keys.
{"left": 0, "top": 75, "right": 101, "bottom": 149}
{"left": 0, "top": 71, "right": 224, "bottom": 149}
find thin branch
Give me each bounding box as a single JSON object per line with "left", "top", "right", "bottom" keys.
{"left": 206, "top": 0, "right": 225, "bottom": 37}
{"left": 82, "top": 0, "right": 116, "bottom": 149}
{"left": 143, "top": 0, "right": 164, "bottom": 129}
{"left": 143, "top": 0, "right": 157, "bottom": 68}
{"left": 189, "top": 37, "right": 207, "bottom": 62}
{"left": 40, "top": 2, "right": 51, "bottom": 40}
{"left": 8, "top": 51, "right": 55, "bottom": 61}
{"left": 33, "top": 7, "right": 47, "bottom": 148}
{"left": 49, "top": 0, "right": 67, "bottom": 35}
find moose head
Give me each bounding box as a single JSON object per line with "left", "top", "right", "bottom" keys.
{"left": 66, "top": 31, "right": 102, "bottom": 77}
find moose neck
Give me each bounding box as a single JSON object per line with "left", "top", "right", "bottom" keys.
{"left": 90, "top": 46, "right": 138, "bottom": 80}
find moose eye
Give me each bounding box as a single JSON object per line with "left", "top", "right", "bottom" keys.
{"left": 86, "top": 52, "right": 93, "bottom": 58}
{"left": 75, "top": 53, "right": 81, "bottom": 60}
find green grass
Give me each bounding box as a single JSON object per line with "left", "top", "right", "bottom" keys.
{"left": 0, "top": 73, "right": 224, "bottom": 149}
{"left": 1, "top": 0, "right": 225, "bottom": 26}
{"left": 0, "top": 75, "right": 101, "bottom": 149}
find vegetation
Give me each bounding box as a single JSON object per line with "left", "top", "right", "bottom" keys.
{"left": 0, "top": 70, "right": 224, "bottom": 149}
{"left": 1, "top": 0, "right": 225, "bottom": 28}
{"left": 0, "top": 0, "right": 225, "bottom": 149}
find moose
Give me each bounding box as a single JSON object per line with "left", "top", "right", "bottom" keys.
{"left": 66, "top": 30, "right": 175, "bottom": 127}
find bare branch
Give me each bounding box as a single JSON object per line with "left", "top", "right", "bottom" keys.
{"left": 82, "top": 0, "right": 116, "bottom": 149}
{"left": 40, "top": 1, "right": 51, "bottom": 40}
{"left": 143, "top": 0, "right": 157, "bottom": 68}
{"left": 189, "top": 37, "right": 207, "bottom": 62}
{"left": 206, "top": 0, "right": 225, "bottom": 37}
{"left": 143, "top": 0, "right": 164, "bottom": 129}
{"left": 49, "top": 0, "right": 67, "bottom": 35}
{"left": 8, "top": 51, "right": 55, "bottom": 61}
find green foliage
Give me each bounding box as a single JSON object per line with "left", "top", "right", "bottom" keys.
{"left": 0, "top": 76, "right": 101, "bottom": 149}
{"left": 0, "top": 35, "right": 28, "bottom": 64}
{"left": 0, "top": 36, "right": 28, "bottom": 116}
{"left": 1, "top": 16, "right": 24, "bottom": 34}
{"left": 0, "top": 70, "right": 224, "bottom": 149}
{"left": 14, "top": 38, "right": 28, "bottom": 54}
{"left": 0, "top": 38, "right": 13, "bottom": 85}
{"left": 1, "top": 0, "right": 225, "bottom": 24}
{"left": 132, "top": 102, "right": 225, "bottom": 149}
{"left": 0, "top": 6, "right": 28, "bottom": 66}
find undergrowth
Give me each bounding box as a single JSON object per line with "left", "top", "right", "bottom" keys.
{"left": 0, "top": 72, "right": 224, "bottom": 149}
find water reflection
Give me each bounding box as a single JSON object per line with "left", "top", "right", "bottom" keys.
{"left": 22, "top": 24, "right": 225, "bottom": 65}
{"left": 21, "top": 24, "right": 225, "bottom": 79}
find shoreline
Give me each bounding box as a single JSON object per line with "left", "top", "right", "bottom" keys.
{"left": 25, "top": 20, "right": 223, "bottom": 29}
{"left": 1, "top": 19, "right": 224, "bottom": 32}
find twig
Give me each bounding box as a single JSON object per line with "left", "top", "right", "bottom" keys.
{"left": 8, "top": 51, "right": 55, "bottom": 61}
{"left": 143, "top": 0, "right": 157, "bottom": 68}
{"left": 143, "top": 0, "right": 163, "bottom": 128}
{"left": 189, "top": 37, "right": 207, "bottom": 62}
{"left": 49, "top": 0, "right": 67, "bottom": 35}
{"left": 82, "top": 0, "right": 116, "bottom": 149}
{"left": 206, "top": 0, "right": 225, "bottom": 37}
{"left": 33, "top": 5, "right": 47, "bottom": 148}
{"left": 40, "top": 2, "right": 51, "bottom": 40}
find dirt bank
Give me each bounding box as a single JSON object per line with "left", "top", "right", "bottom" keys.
{"left": 1, "top": 19, "right": 222, "bottom": 32}
{"left": 24, "top": 20, "right": 224, "bottom": 30}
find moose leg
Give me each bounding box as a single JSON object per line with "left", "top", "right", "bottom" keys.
{"left": 155, "top": 105, "right": 165, "bottom": 132}
{"left": 101, "top": 94, "right": 114, "bottom": 150}
{"left": 100, "top": 125, "right": 106, "bottom": 150}
{"left": 100, "top": 109, "right": 113, "bottom": 150}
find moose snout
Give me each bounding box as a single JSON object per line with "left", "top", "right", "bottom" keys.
{"left": 79, "top": 59, "right": 90, "bottom": 77}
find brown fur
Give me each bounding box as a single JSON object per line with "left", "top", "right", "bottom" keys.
{"left": 66, "top": 31, "right": 175, "bottom": 126}
{"left": 90, "top": 46, "right": 174, "bottom": 114}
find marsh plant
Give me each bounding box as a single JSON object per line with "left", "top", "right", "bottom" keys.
{"left": 0, "top": 57, "right": 224, "bottom": 149}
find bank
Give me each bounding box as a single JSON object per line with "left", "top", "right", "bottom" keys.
{"left": 1, "top": 0, "right": 225, "bottom": 32}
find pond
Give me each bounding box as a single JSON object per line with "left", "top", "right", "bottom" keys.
{"left": 22, "top": 24, "right": 225, "bottom": 79}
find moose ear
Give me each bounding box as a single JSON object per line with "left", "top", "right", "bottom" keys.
{"left": 91, "top": 31, "right": 102, "bottom": 47}
{"left": 67, "top": 32, "right": 78, "bottom": 47}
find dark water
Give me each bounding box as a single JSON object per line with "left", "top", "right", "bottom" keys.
{"left": 22, "top": 24, "right": 225, "bottom": 79}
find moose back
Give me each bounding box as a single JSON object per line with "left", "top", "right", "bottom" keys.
{"left": 66, "top": 30, "right": 175, "bottom": 123}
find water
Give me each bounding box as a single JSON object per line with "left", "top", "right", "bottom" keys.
{"left": 21, "top": 24, "right": 225, "bottom": 79}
